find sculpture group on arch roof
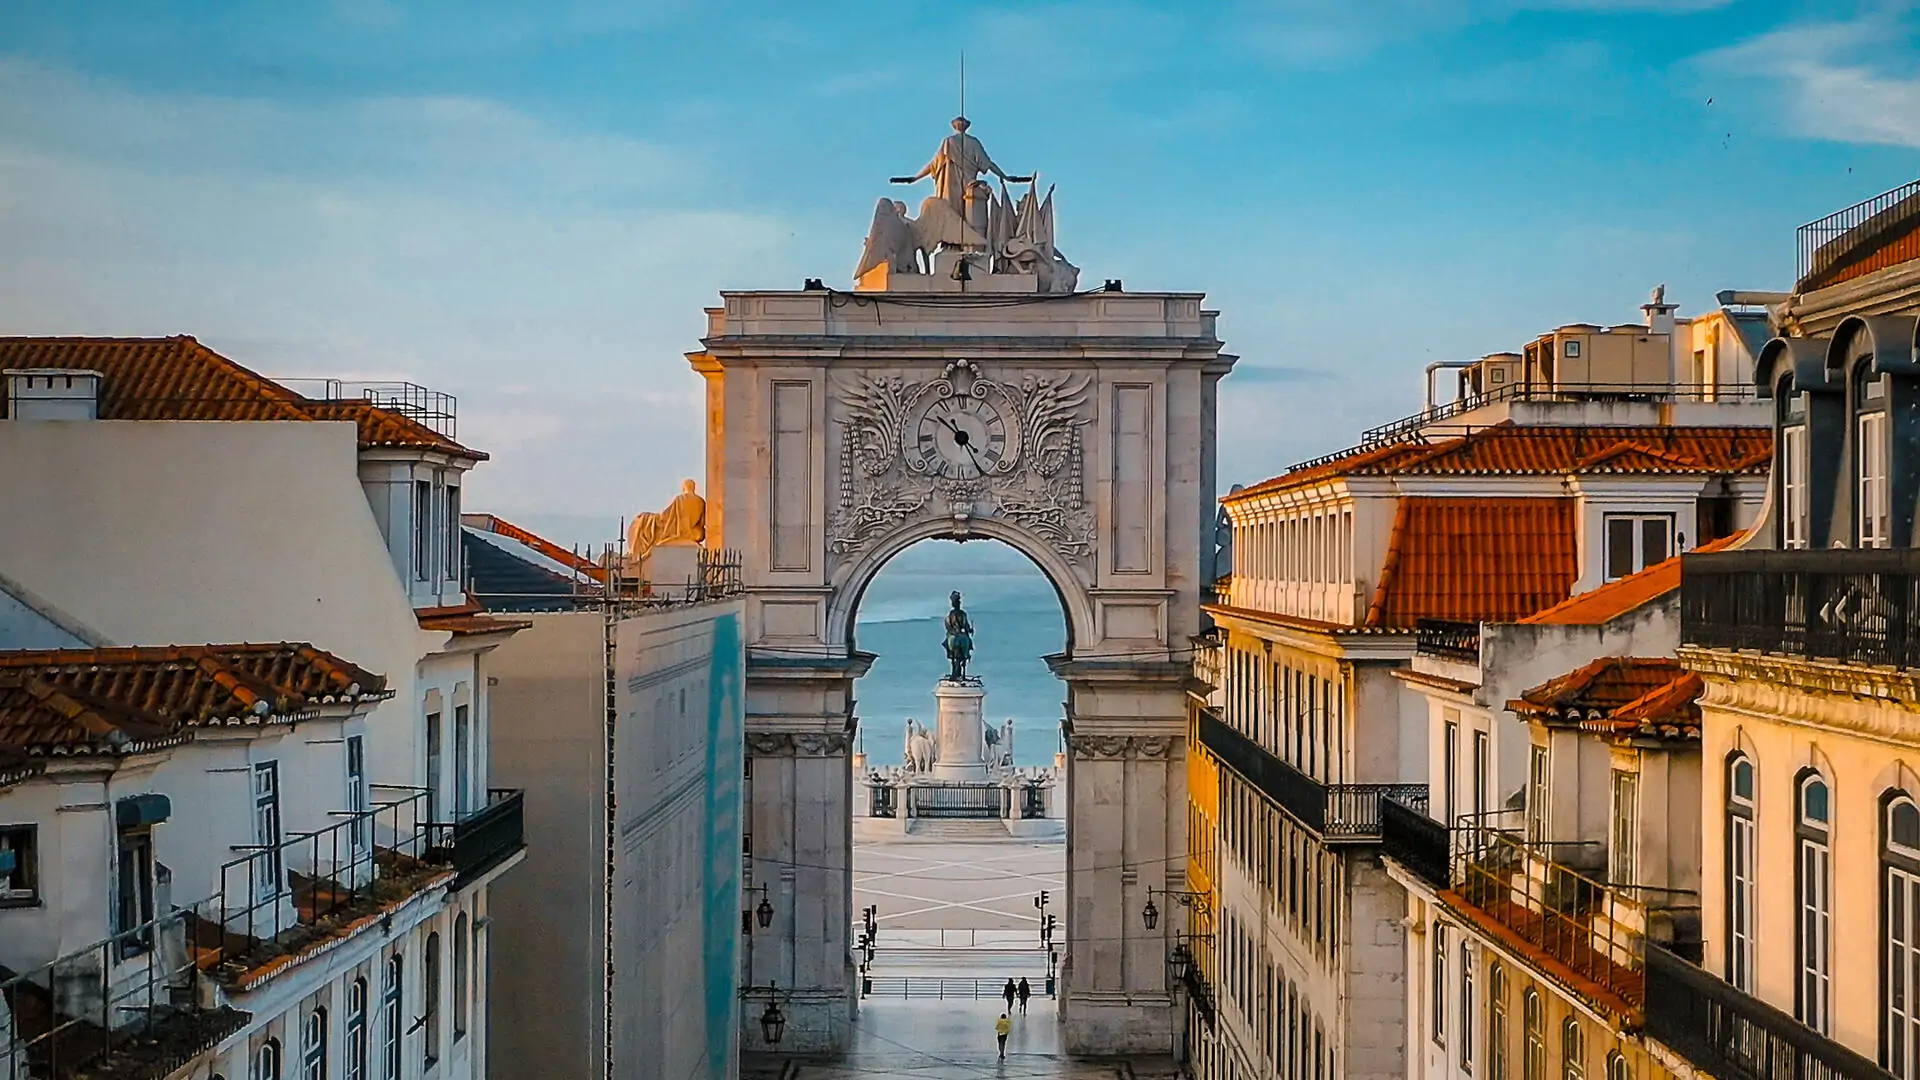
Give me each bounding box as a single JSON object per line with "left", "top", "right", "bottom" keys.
{"left": 856, "top": 116, "right": 1080, "bottom": 294}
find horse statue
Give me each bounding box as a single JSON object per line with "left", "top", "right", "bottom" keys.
{"left": 943, "top": 591, "right": 974, "bottom": 682}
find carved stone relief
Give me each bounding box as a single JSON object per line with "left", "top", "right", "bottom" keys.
{"left": 746, "top": 733, "right": 853, "bottom": 757}
{"left": 1065, "top": 734, "right": 1180, "bottom": 760}
{"left": 827, "top": 359, "right": 1095, "bottom": 568}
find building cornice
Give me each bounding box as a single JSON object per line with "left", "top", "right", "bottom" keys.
{"left": 1682, "top": 645, "right": 1920, "bottom": 748}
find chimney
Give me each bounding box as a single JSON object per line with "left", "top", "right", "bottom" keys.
{"left": 6, "top": 369, "right": 103, "bottom": 420}
{"left": 1642, "top": 282, "right": 1678, "bottom": 337}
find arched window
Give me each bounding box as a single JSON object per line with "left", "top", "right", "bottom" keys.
{"left": 1884, "top": 794, "right": 1920, "bottom": 1077}
{"left": 382, "top": 954, "right": 403, "bottom": 1080}
{"left": 454, "top": 913, "right": 470, "bottom": 1042}
{"left": 1727, "top": 755, "right": 1758, "bottom": 992}
{"left": 345, "top": 978, "right": 368, "bottom": 1080}
{"left": 1432, "top": 922, "right": 1448, "bottom": 1049}
{"left": 1489, "top": 963, "right": 1509, "bottom": 1080}
{"left": 1798, "top": 772, "right": 1832, "bottom": 1033}
{"left": 301, "top": 1008, "right": 327, "bottom": 1080}
{"left": 252, "top": 1039, "right": 281, "bottom": 1080}
{"left": 1560, "top": 1016, "right": 1585, "bottom": 1080}
{"left": 424, "top": 931, "right": 442, "bottom": 1068}
{"left": 1605, "top": 1050, "right": 1631, "bottom": 1080}
{"left": 1523, "top": 989, "right": 1545, "bottom": 1080}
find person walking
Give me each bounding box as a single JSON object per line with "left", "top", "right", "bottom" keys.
{"left": 1016, "top": 977, "right": 1031, "bottom": 1014}
{"left": 995, "top": 1012, "right": 1011, "bottom": 1059}
{"left": 1002, "top": 977, "right": 1017, "bottom": 1013}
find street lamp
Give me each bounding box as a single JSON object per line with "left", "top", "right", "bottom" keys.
{"left": 743, "top": 884, "right": 775, "bottom": 932}
{"left": 1167, "top": 941, "right": 1192, "bottom": 982}
{"left": 1141, "top": 896, "right": 1160, "bottom": 930}
{"left": 759, "top": 984, "right": 787, "bottom": 1045}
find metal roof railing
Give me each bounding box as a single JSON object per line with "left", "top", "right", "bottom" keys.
{"left": 1798, "top": 179, "right": 1920, "bottom": 284}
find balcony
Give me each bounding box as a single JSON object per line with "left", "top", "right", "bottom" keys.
{"left": 1644, "top": 943, "right": 1892, "bottom": 1080}
{"left": 1797, "top": 178, "right": 1920, "bottom": 291}
{"left": 1194, "top": 707, "right": 1425, "bottom": 843}
{"left": 1682, "top": 549, "right": 1920, "bottom": 671}
{"left": 443, "top": 788, "right": 526, "bottom": 888}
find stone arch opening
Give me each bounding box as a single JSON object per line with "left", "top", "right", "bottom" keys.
{"left": 827, "top": 517, "right": 1092, "bottom": 658}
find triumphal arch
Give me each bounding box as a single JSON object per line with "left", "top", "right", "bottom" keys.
{"left": 687, "top": 117, "right": 1235, "bottom": 1056}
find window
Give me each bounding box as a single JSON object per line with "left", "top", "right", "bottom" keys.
{"left": 1783, "top": 425, "right": 1810, "bottom": 549}
{"left": 347, "top": 735, "right": 370, "bottom": 869}
{"left": 413, "top": 479, "right": 434, "bottom": 580}
{"left": 1527, "top": 746, "right": 1550, "bottom": 846}
{"left": 346, "top": 978, "right": 369, "bottom": 1080}
{"left": 1799, "top": 774, "right": 1832, "bottom": 1034}
{"left": 1727, "top": 756, "right": 1757, "bottom": 992}
{"left": 1861, "top": 411, "right": 1891, "bottom": 548}
{"left": 426, "top": 711, "right": 443, "bottom": 827}
{"left": 1563, "top": 339, "right": 1581, "bottom": 359}
{"left": 115, "top": 827, "right": 156, "bottom": 957}
{"left": 1490, "top": 963, "right": 1509, "bottom": 1080}
{"left": 254, "top": 762, "right": 283, "bottom": 902}
{"left": 424, "top": 931, "right": 442, "bottom": 1067}
{"left": 1473, "top": 731, "right": 1489, "bottom": 823}
{"left": 1444, "top": 716, "right": 1460, "bottom": 828}
{"left": 1886, "top": 795, "right": 1920, "bottom": 1077}
{"left": 1523, "top": 990, "right": 1545, "bottom": 1080}
{"left": 1560, "top": 1017, "right": 1585, "bottom": 1080}
{"left": 382, "top": 954, "right": 403, "bottom": 1080}
{"left": 454, "top": 705, "right": 471, "bottom": 818}
{"left": 303, "top": 1008, "right": 327, "bottom": 1080}
{"left": 1461, "top": 945, "right": 1476, "bottom": 1073}
{"left": 1433, "top": 922, "right": 1448, "bottom": 1047}
{"left": 454, "top": 914, "right": 470, "bottom": 1041}
{"left": 0, "top": 824, "right": 37, "bottom": 905}
{"left": 1609, "top": 770, "right": 1639, "bottom": 885}
{"left": 1605, "top": 1051, "right": 1630, "bottom": 1080}
{"left": 445, "top": 483, "right": 462, "bottom": 583}
{"left": 1604, "top": 514, "right": 1672, "bottom": 580}
{"left": 253, "top": 1039, "right": 282, "bottom": 1080}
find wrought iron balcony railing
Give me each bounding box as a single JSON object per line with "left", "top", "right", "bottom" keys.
{"left": 1194, "top": 706, "right": 1425, "bottom": 843}
{"left": 1644, "top": 942, "right": 1892, "bottom": 1080}
{"left": 1682, "top": 549, "right": 1920, "bottom": 671}
{"left": 1380, "top": 790, "right": 1449, "bottom": 889}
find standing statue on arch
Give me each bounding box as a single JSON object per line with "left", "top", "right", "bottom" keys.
{"left": 943, "top": 590, "right": 975, "bottom": 682}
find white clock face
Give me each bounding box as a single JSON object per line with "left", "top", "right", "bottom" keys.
{"left": 914, "top": 394, "right": 1009, "bottom": 479}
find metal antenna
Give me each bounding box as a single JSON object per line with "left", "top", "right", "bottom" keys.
{"left": 959, "top": 51, "right": 966, "bottom": 119}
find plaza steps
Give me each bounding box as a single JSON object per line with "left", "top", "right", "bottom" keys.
{"left": 903, "top": 819, "right": 1010, "bottom": 841}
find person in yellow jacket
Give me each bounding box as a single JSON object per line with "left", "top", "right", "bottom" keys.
{"left": 994, "top": 1013, "right": 1011, "bottom": 1058}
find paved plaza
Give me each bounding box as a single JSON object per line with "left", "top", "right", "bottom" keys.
{"left": 742, "top": 830, "right": 1175, "bottom": 1077}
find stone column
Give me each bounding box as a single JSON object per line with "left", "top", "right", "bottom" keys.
{"left": 931, "top": 681, "right": 989, "bottom": 781}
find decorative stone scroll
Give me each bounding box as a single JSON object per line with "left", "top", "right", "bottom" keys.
{"left": 746, "top": 733, "right": 853, "bottom": 757}
{"left": 827, "top": 359, "right": 1094, "bottom": 566}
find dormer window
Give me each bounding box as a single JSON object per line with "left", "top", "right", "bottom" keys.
{"left": 1604, "top": 514, "right": 1672, "bottom": 580}
{"left": 1859, "top": 410, "right": 1890, "bottom": 548}
{"left": 445, "top": 483, "right": 462, "bottom": 584}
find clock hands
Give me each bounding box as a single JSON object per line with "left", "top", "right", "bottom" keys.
{"left": 935, "top": 414, "right": 991, "bottom": 478}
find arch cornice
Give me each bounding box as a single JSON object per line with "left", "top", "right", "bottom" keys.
{"left": 1755, "top": 336, "right": 1835, "bottom": 399}
{"left": 1825, "top": 314, "right": 1919, "bottom": 384}
{"left": 824, "top": 515, "right": 1094, "bottom": 654}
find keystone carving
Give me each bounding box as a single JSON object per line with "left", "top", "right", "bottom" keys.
{"left": 745, "top": 733, "right": 853, "bottom": 757}
{"left": 1066, "top": 734, "right": 1181, "bottom": 760}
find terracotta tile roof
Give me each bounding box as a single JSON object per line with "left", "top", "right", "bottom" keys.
{"left": 1365, "top": 498, "right": 1577, "bottom": 628}
{"left": 416, "top": 602, "right": 533, "bottom": 638}
{"left": 1518, "top": 529, "right": 1749, "bottom": 626}
{"left": 1229, "top": 423, "right": 1771, "bottom": 501}
{"left": 0, "top": 336, "right": 484, "bottom": 460}
{"left": 1508, "top": 656, "right": 1701, "bottom": 741}
{"left": 0, "top": 644, "right": 389, "bottom": 757}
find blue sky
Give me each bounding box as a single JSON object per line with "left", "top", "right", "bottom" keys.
{"left": 2, "top": 0, "right": 1917, "bottom": 546}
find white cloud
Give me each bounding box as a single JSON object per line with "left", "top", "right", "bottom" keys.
{"left": 1702, "top": 13, "right": 1920, "bottom": 149}
{"left": 0, "top": 59, "right": 816, "bottom": 547}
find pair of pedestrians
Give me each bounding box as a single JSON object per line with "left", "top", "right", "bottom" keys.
{"left": 994, "top": 977, "right": 1032, "bottom": 1059}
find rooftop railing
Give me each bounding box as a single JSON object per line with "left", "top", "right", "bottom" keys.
{"left": 1681, "top": 549, "right": 1920, "bottom": 671}
{"left": 1798, "top": 179, "right": 1920, "bottom": 285}
{"left": 1415, "top": 618, "right": 1481, "bottom": 664}
{"left": 1194, "top": 706, "right": 1425, "bottom": 843}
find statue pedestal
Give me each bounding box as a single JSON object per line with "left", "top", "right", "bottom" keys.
{"left": 645, "top": 541, "right": 702, "bottom": 592}
{"left": 931, "top": 680, "right": 989, "bottom": 781}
